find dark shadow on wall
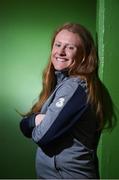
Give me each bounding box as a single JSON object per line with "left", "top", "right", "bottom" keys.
{"left": 100, "top": 81, "right": 118, "bottom": 131}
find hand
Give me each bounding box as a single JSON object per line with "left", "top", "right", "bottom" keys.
{"left": 35, "top": 114, "right": 45, "bottom": 126}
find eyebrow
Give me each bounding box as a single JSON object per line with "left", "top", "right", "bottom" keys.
{"left": 55, "top": 41, "right": 78, "bottom": 47}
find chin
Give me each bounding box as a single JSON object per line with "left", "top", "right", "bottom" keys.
{"left": 54, "top": 67, "right": 66, "bottom": 71}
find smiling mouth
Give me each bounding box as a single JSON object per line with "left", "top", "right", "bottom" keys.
{"left": 56, "top": 57, "right": 69, "bottom": 62}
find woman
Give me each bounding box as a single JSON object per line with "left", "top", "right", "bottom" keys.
{"left": 20, "top": 23, "right": 111, "bottom": 179}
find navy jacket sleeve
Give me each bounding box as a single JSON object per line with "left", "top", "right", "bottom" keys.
{"left": 20, "top": 113, "right": 36, "bottom": 138}
{"left": 32, "top": 77, "right": 88, "bottom": 147}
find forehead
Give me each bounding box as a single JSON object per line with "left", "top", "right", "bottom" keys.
{"left": 55, "top": 29, "right": 81, "bottom": 46}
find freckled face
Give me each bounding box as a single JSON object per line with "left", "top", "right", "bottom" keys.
{"left": 51, "top": 30, "right": 81, "bottom": 71}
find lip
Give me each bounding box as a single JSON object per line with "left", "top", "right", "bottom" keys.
{"left": 56, "top": 57, "right": 69, "bottom": 62}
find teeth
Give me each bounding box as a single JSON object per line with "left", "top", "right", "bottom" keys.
{"left": 56, "top": 58, "right": 67, "bottom": 62}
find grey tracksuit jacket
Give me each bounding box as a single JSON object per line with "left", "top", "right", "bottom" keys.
{"left": 20, "top": 70, "right": 100, "bottom": 179}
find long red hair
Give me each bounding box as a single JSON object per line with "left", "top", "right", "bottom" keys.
{"left": 27, "top": 23, "right": 113, "bottom": 130}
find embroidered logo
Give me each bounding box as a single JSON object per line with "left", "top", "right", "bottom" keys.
{"left": 56, "top": 97, "right": 65, "bottom": 108}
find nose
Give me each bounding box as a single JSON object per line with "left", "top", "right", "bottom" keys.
{"left": 58, "top": 47, "right": 66, "bottom": 56}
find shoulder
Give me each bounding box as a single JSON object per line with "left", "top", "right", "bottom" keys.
{"left": 55, "top": 76, "right": 87, "bottom": 98}
{"left": 62, "top": 76, "right": 87, "bottom": 93}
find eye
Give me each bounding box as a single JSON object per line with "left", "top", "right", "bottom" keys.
{"left": 54, "top": 43, "right": 61, "bottom": 47}
{"left": 67, "top": 45, "right": 76, "bottom": 50}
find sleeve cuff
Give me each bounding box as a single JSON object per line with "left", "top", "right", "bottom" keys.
{"left": 20, "top": 113, "right": 37, "bottom": 138}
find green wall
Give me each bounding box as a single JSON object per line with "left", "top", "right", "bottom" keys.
{"left": 0, "top": 0, "right": 96, "bottom": 178}
{"left": 97, "top": 0, "right": 119, "bottom": 178}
